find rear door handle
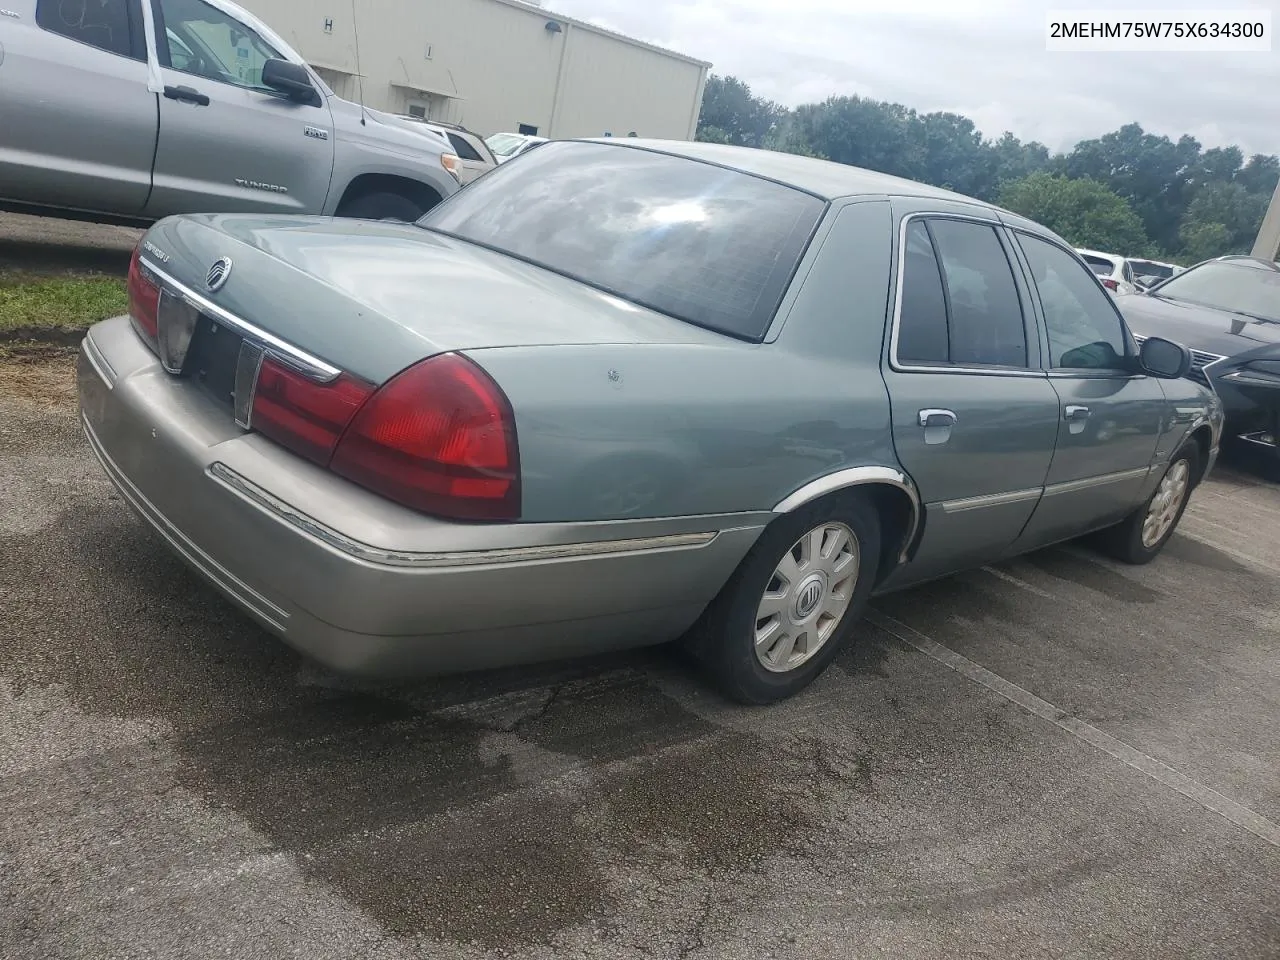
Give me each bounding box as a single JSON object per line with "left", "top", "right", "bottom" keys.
{"left": 918, "top": 408, "right": 958, "bottom": 428}
{"left": 1064, "top": 405, "right": 1091, "bottom": 421}
{"left": 164, "top": 85, "right": 210, "bottom": 106}
{"left": 918, "top": 408, "right": 957, "bottom": 446}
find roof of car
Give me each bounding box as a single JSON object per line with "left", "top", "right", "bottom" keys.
{"left": 1074, "top": 248, "right": 1122, "bottom": 262}
{"left": 584, "top": 138, "right": 1001, "bottom": 206}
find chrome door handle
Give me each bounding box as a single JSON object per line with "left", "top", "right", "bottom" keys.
{"left": 918, "top": 408, "right": 958, "bottom": 428}
{"left": 1064, "top": 405, "right": 1091, "bottom": 421}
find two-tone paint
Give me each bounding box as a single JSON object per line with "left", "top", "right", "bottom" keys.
{"left": 77, "top": 140, "right": 1223, "bottom": 678}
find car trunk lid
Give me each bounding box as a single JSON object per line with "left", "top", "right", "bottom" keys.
{"left": 138, "top": 213, "right": 727, "bottom": 390}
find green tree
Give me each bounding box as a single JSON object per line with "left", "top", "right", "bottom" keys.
{"left": 998, "top": 173, "right": 1150, "bottom": 253}
{"left": 695, "top": 75, "right": 783, "bottom": 148}
{"left": 1178, "top": 220, "right": 1231, "bottom": 263}
{"left": 1063, "top": 123, "right": 1201, "bottom": 253}
{"left": 1184, "top": 182, "right": 1269, "bottom": 253}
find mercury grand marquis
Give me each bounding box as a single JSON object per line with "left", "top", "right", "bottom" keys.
{"left": 77, "top": 139, "right": 1223, "bottom": 704}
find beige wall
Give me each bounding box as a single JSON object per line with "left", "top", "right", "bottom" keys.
{"left": 239, "top": 0, "right": 708, "bottom": 140}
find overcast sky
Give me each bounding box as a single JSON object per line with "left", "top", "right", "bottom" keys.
{"left": 547, "top": 0, "right": 1280, "bottom": 158}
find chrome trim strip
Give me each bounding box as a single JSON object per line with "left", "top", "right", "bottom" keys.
{"left": 772, "top": 465, "right": 921, "bottom": 564}
{"left": 939, "top": 487, "right": 1042, "bottom": 514}
{"left": 887, "top": 211, "right": 1047, "bottom": 379}
{"left": 82, "top": 418, "right": 289, "bottom": 629}
{"left": 140, "top": 258, "right": 341, "bottom": 382}
{"left": 1042, "top": 466, "right": 1150, "bottom": 498}
{"left": 82, "top": 333, "right": 116, "bottom": 388}
{"left": 207, "top": 462, "right": 722, "bottom": 569}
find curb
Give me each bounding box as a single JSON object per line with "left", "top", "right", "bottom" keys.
{"left": 0, "top": 327, "right": 87, "bottom": 347}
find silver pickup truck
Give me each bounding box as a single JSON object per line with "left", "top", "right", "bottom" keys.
{"left": 0, "top": 0, "right": 461, "bottom": 225}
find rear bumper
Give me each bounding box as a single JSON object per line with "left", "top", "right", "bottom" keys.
{"left": 77, "top": 316, "right": 764, "bottom": 677}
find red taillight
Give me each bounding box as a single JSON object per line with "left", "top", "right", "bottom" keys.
{"left": 329, "top": 353, "right": 520, "bottom": 521}
{"left": 251, "top": 356, "right": 374, "bottom": 465}
{"left": 127, "top": 243, "right": 160, "bottom": 342}
{"left": 1101, "top": 278, "right": 1119, "bottom": 291}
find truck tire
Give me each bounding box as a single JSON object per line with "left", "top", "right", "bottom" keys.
{"left": 336, "top": 191, "right": 426, "bottom": 222}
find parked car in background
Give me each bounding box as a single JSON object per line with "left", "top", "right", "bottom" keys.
{"left": 0, "top": 0, "right": 460, "bottom": 225}
{"left": 1076, "top": 248, "right": 1139, "bottom": 295}
{"left": 1128, "top": 257, "right": 1184, "bottom": 289}
{"left": 1119, "top": 256, "right": 1280, "bottom": 478}
{"left": 485, "top": 131, "right": 549, "bottom": 163}
{"left": 395, "top": 117, "right": 497, "bottom": 184}
{"left": 78, "top": 139, "right": 1221, "bottom": 705}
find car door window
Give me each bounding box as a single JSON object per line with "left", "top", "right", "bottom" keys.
{"left": 37, "top": 0, "right": 139, "bottom": 59}
{"left": 156, "top": 0, "right": 283, "bottom": 90}
{"left": 896, "top": 218, "right": 1028, "bottom": 368}
{"left": 929, "top": 219, "right": 1028, "bottom": 367}
{"left": 447, "top": 134, "right": 485, "bottom": 163}
{"left": 1019, "top": 234, "right": 1129, "bottom": 371}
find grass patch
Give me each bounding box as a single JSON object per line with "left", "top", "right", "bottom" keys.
{"left": 0, "top": 270, "right": 127, "bottom": 335}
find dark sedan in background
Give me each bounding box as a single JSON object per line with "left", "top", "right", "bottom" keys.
{"left": 1120, "top": 256, "right": 1280, "bottom": 477}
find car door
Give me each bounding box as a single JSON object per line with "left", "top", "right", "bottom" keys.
{"left": 143, "top": 0, "right": 334, "bottom": 218}
{"left": 1011, "top": 231, "right": 1166, "bottom": 551}
{"left": 0, "top": 0, "right": 157, "bottom": 214}
{"left": 879, "top": 204, "right": 1062, "bottom": 589}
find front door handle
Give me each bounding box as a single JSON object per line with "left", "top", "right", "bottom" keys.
{"left": 164, "top": 85, "right": 211, "bottom": 106}
{"left": 1064, "top": 404, "right": 1091, "bottom": 435}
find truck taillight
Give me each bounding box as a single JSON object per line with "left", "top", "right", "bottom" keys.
{"left": 127, "top": 243, "right": 160, "bottom": 343}
{"left": 329, "top": 353, "right": 520, "bottom": 521}
{"left": 251, "top": 356, "right": 373, "bottom": 465}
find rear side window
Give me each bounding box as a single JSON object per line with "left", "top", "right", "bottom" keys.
{"left": 1081, "top": 255, "right": 1115, "bottom": 277}
{"left": 896, "top": 218, "right": 1028, "bottom": 368}
{"left": 422, "top": 141, "right": 827, "bottom": 340}
{"left": 37, "top": 0, "right": 140, "bottom": 59}
{"left": 447, "top": 133, "right": 485, "bottom": 163}
{"left": 897, "top": 221, "right": 949, "bottom": 364}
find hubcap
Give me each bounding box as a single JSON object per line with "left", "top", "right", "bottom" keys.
{"left": 754, "top": 522, "right": 859, "bottom": 674}
{"left": 1141, "top": 459, "right": 1190, "bottom": 548}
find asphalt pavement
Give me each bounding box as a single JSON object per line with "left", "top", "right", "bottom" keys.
{"left": 1, "top": 350, "right": 1278, "bottom": 960}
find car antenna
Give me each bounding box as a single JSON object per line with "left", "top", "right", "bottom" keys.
{"left": 350, "top": 0, "right": 367, "bottom": 125}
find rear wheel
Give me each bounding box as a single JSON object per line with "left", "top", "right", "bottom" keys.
{"left": 687, "top": 494, "right": 880, "bottom": 705}
{"left": 1094, "top": 443, "right": 1198, "bottom": 564}
{"left": 335, "top": 191, "right": 426, "bottom": 222}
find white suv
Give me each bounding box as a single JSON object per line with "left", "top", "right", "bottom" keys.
{"left": 1076, "top": 248, "right": 1139, "bottom": 296}
{"left": 396, "top": 118, "right": 497, "bottom": 184}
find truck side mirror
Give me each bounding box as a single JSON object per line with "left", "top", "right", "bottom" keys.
{"left": 262, "top": 59, "right": 321, "bottom": 107}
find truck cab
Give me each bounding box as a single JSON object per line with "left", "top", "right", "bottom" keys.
{"left": 0, "top": 0, "right": 461, "bottom": 225}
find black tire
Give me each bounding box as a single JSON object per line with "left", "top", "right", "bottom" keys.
{"left": 335, "top": 191, "right": 426, "bottom": 222}
{"left": 1094, "top": 442, "right": 1199, "bottom": 565}
{"left": 686, "top": 493, "right": 881, "bottom": 705}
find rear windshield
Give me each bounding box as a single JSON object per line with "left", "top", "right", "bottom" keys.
{"left": 1081, "top": 255, "right": 1115, "bottom": 276}
{"left": 419, "top": 141, "right": 827, "bottom": 341}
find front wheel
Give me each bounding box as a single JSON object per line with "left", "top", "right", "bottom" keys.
{"left": 687, "top": 494, "right": 881, "bottom": 705}
{"left": 1094, "top": 443, "right": 1198, "bottom": 564}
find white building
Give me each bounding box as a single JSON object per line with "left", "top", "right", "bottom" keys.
{"left": 240, "top": 0, "right": 711, "bottom": 141}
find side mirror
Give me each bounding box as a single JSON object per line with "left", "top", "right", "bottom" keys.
{"left": 1138, "top": 336, "right": 1192, "bottom": 379}
{"left": 262, "top": 59, "right": 320, "bottom": 106}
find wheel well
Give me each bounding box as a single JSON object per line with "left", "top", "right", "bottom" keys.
{"left": 790, "top": 482, "right": 918, "bottom": 585}
{"left": 336, "top": 174, "right": 443, "bottom": 215}
{"left": 1189, "top": 425, "right": 1213, "bottom": 486}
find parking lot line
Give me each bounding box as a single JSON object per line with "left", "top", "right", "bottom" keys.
{"left": 869, "top": 611, "right": 1280, "bottom": 850}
